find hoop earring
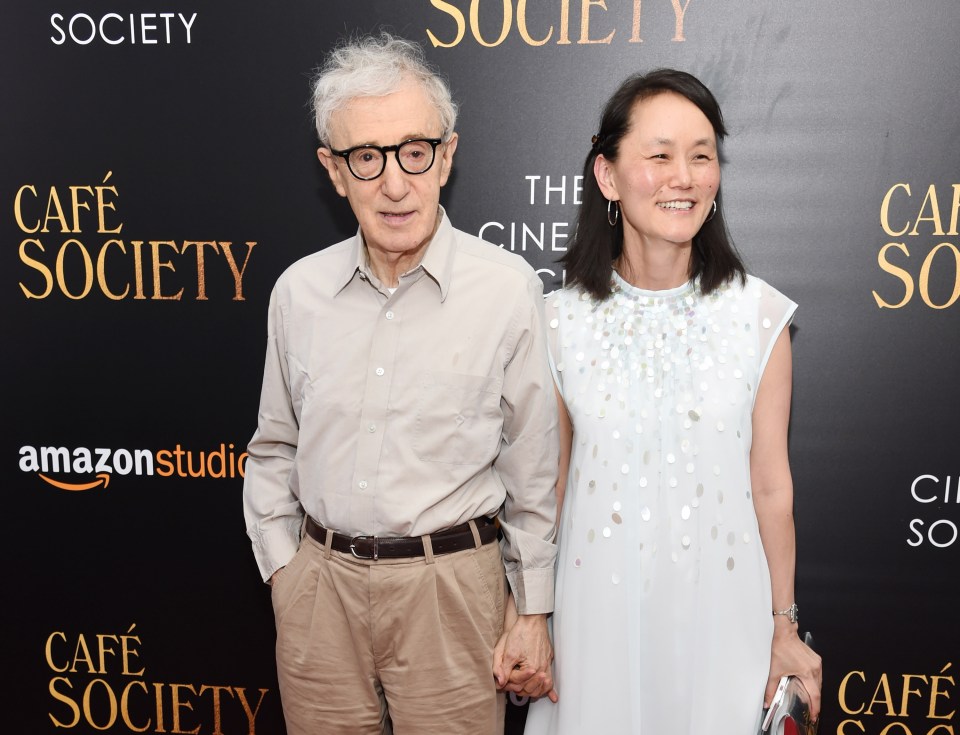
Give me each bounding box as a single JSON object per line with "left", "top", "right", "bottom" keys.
{"left": 704, "top": 200, "right": 717, "bottom": 223}
{"left": 607, "top": 199, "right": 620, "bottom": 227}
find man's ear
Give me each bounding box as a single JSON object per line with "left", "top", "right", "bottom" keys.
{"left": 317, "top": 147, "right": 348, "bottom": 197}
{"left": 438, "top": 133, "right": 459, "bottom": 187}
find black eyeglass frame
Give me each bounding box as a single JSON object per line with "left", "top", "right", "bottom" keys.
{"left": 328, "top": 137, "right": 444, "bottom": 181}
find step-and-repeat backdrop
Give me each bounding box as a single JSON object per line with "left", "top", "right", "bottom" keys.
{"left": 6, "top": 2, "right": 958, "bottom": 733}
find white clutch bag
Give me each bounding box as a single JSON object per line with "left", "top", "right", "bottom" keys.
{"left": 759, "top": 675, "right": 817, "bottom": 735}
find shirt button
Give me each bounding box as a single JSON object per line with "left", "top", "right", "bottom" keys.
{"left": 375, "top": 367, "right": 385, "bottom": 376}
{"left": 358, "top": 480, "right": 368, "bottom": 490}
{"left": 368, "top": 423, "right": 376, "bottom": 433}
{"left": 385, "top": 311, "right": 395, "bottom": 320}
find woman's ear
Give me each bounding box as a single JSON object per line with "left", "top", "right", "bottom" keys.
{"left": 594, "top": 154, "right": 619, "bottom": 202}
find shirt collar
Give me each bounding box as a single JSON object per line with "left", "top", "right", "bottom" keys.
{"left": 334, "top": 206, "right": 456, "bottom": 302}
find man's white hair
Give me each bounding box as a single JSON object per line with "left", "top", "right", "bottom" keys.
{"left": 311, "top": 32, "right": 458, "bottom": 145}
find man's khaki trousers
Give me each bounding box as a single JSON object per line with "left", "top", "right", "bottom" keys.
{"left": 271, "top": 527, "right": 506, "bottom": 735}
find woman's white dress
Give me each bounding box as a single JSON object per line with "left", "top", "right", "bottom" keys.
{"left": 525, "top": 273, "right": 797, "bottom": 735}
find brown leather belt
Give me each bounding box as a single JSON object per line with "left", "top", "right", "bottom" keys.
{"left": 304, "top": 515, "right": 498, "bottom": 560}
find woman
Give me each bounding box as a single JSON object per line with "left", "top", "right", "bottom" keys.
{"left": 521, "top": 69, "right": 822, "bottom": 733}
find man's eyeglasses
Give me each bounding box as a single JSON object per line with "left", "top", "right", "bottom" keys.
{"left": 329, "top": 138, "right": 443, "bottom": 181}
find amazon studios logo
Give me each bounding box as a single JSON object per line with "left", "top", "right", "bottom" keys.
{"left": 19, "top": 443, "right": 247, "bottom": 490}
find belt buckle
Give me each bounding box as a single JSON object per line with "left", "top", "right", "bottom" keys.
{"left": 349, "top": 535, "right": 379, "bottom": 561}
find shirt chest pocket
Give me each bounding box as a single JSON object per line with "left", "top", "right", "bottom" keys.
{"left": 414, "top": 371, "right": 503, "bottom": 464}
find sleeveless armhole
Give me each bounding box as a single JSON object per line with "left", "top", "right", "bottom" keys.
{"left": 754, "top": 277, "right": 798, "bottom": 409}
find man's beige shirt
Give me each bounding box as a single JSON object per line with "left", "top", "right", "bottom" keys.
{"left": 243, "top": 211, "right": 559, "bottom": 614}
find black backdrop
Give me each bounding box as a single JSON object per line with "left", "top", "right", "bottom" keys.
{"left": 6, "top": 2, "right": 959, "bottom": 733}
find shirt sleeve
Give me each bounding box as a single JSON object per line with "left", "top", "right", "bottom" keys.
{"left": 496, "top": 272, "right": 560, "bottom": 615}
{"left": 543, "top": 292, "right": 563, "bottom": 392}
{"left": 242, "top": 284, "right": 304, "bottom": 582}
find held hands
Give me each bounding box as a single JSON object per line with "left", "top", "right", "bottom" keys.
{"left": 766, "top": 624, "right": 823, "bottom": 721}
{"left": 492, "top": 595, "right": 558, "bottom": 703}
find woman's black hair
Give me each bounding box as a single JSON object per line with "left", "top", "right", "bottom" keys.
{"left": 561, "top": 68, "right": 746, "bottom": 299}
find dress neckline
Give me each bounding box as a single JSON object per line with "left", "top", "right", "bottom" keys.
{"left": 611, "top": 270, "right": 697, "bottom": 300}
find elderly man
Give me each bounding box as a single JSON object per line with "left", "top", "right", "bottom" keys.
{"left": 242, "top": 33, "right": 559, "bottom": 735}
